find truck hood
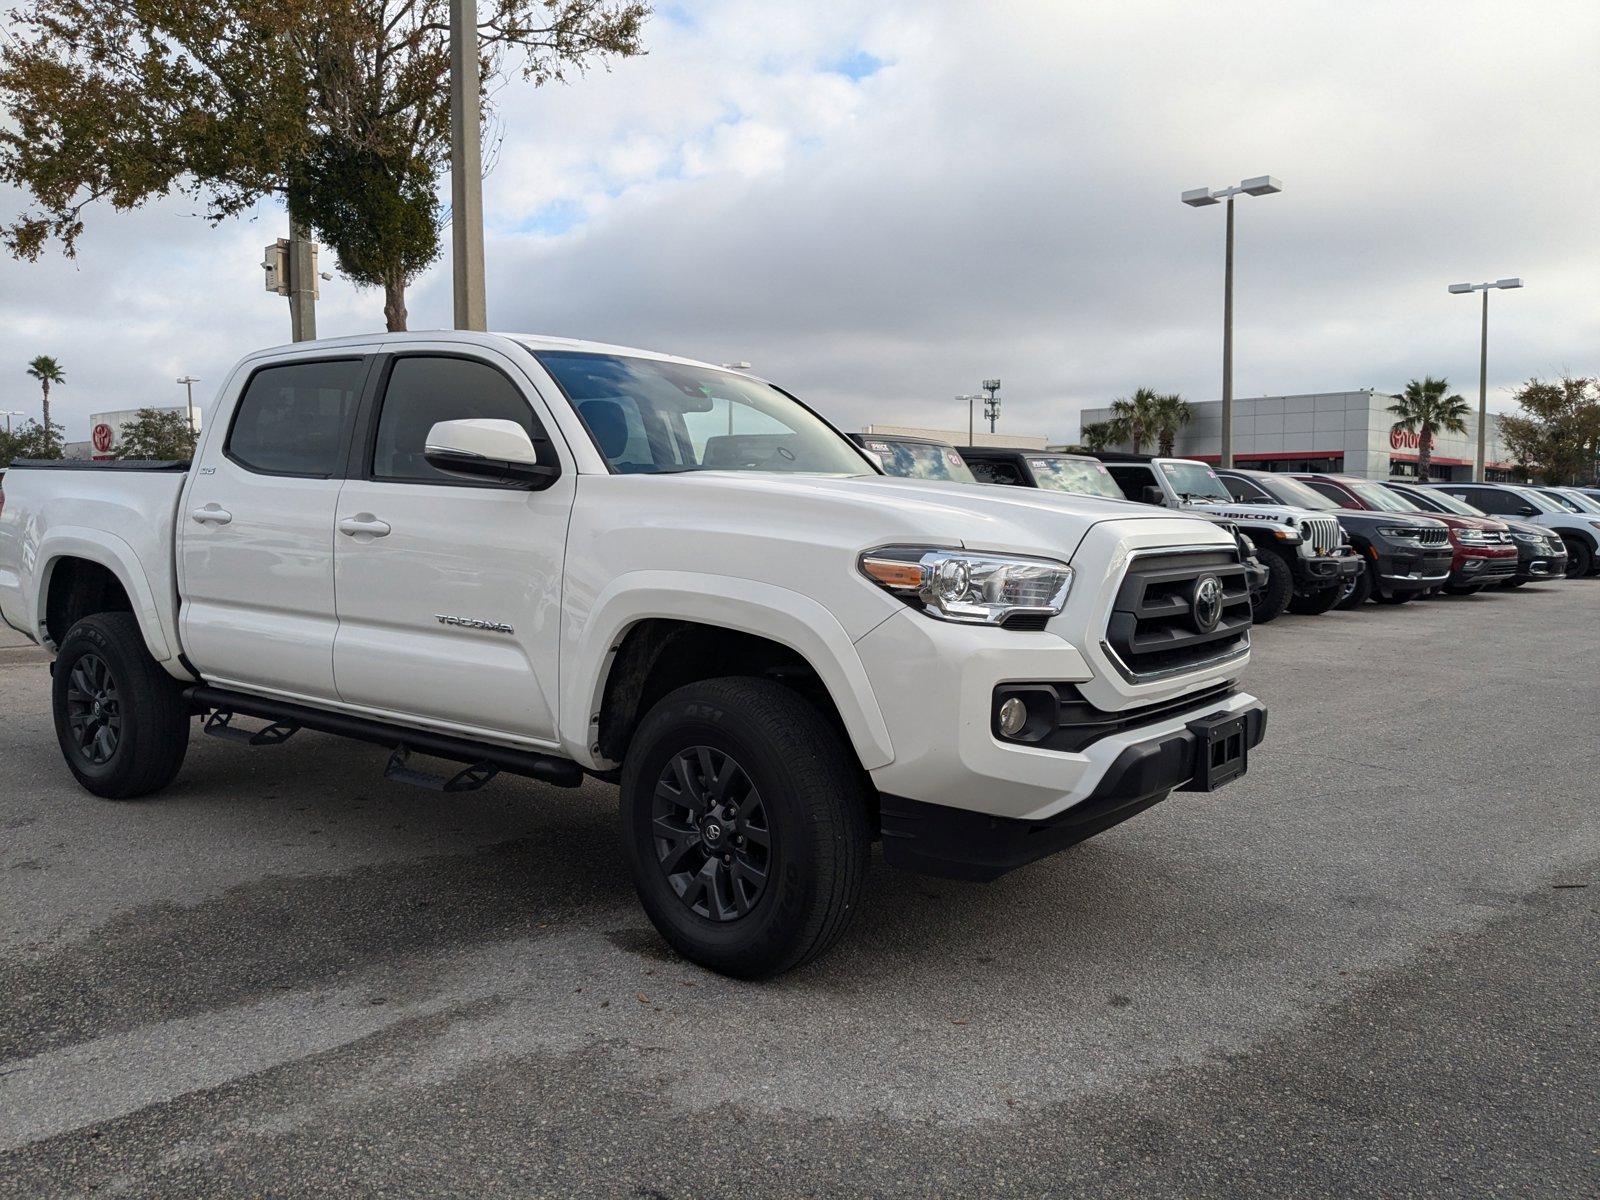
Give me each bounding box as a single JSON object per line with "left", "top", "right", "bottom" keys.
{"left": 1182, "top": 500, "right": 1329, "bottom": 527}
{"left": 617, "top": 471, "right": 1229, "bottom": 561}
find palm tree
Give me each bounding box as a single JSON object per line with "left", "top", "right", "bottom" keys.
{"left": 1079, "top": 420, "right": 1116, "bottom": 453}
{"left": 1106, "top": 387, "right": 1164, "bottom": 455}
{"left": 1389, "top": 376, "right": 1469, "bottom": 481}
{"left": 1150, "top": 392, "right": 1193, "bottom": 456}
{"left": 25, "top": 355, "right": 64, "bottom": 450}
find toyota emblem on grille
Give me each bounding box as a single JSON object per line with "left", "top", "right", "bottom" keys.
{"left": 1191, "top": 575, "right": 1224, "bottom": 633}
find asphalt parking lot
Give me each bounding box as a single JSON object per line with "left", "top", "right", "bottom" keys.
{"left": 2, "top": 584, "right": 1597, "bottom": 1198}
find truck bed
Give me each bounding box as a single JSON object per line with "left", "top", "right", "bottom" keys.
{"left": 0, "top": 460, "right": 188, "bottom": 663}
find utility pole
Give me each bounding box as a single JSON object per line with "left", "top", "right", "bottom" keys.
{"left": 451, "top": 0, "right": 488, "bottom": 331}
{"left": 176, "top": 376, "right": 200, "bottom": 435}
{"left": 288, "top": 219, "right": 317, "bottom": 342}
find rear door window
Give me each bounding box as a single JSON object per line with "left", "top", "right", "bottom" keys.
{"left": 227, "top": 358, "right": 366, "bottom": 477}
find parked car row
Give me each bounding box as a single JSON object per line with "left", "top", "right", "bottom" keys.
{"left": 853, "top": 433, "right": 1592, "bottom": 626}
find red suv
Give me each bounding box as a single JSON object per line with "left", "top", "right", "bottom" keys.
{"left": 1292, "top": 474, "right": 1518, "bottom": 594}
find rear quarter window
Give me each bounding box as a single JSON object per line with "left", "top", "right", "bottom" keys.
{"left": 227, "top": 359, "right": 366, "bottom": 477}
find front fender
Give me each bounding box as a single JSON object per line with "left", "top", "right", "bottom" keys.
{"left": 34, "top": 528, "right": 175, "bottom": 663}
{"left": 564, "top": 571, "right": 896, "bottom": 772}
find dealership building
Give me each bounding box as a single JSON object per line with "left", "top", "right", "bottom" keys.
{"left": 62, "top": 404, "right": 203, "bottom": 461}
{"left": 1077, "top": 390, "right": 1515, "bottom": 481}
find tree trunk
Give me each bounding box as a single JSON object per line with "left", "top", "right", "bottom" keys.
{"left": 383, "top": 271, "right": 408, "bottom": 332}
{"left": 1418, "top": 427, "right": 1432, "bottom": 480}
{"left": 40, "top": 382, "right": 50, "bottom": 445}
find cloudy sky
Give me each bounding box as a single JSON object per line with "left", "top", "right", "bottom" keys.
{"left": 2, "top": 0, "right": 1596, "bottom": 444}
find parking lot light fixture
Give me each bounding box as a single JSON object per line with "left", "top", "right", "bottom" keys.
{"left": 1182, "top": 175, "right": 1283, "bottom": 468}
{"left": 1448, "top": 277, "right": 1525, "bottom": 481}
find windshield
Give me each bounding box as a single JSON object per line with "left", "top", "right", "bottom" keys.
{"left": 862, "top": 438, "right": 975, "bottom": 483}
{"left": 535, "top": 351, "right": 869, "bottom": 477}
{"left": 1538, "top": 489, "right": 1581, "bottom": 512}
{"left": 1348, "top": 479, "right": 1420, "bottom": 513}
{"left": 1158, "top": 461, "right": 1231, "bottom": 502}
{"left": 1253, "top": 473, "right": 1341, "bottom": 510}
{"left": 1403, "top": 486, "right": 1482, "bottom": 516}
{"left": 1548, "top": 489, "right": 1600, "bottom": 512}
{"left": 1030, "top": 456, "right": 1125, "bottom": 499}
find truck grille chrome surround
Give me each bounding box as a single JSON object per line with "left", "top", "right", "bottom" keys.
{"left": 1100, "top": 547, "right": 1253, "bottom": 683}
{"left": 1416, "top": 526, "right": 1450, "bottom": 546}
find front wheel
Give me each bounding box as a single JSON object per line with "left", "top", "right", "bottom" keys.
{"left": 1336, "top": 562, "right": 1373, "bottom": 610}
{"left": 620, "top": 677, "right": 870, "bottom": 978}
{"left": 51, "top": 612, "right": 191, "bottom": 799}
{"left": 1250, "top": 550, "right": 1293, "bottom": 624}
{"left": 1373, "top": 588, "right": 1415, "bottom": 606}
{"left": 1564, "top": 538, "right": 1594, "bottom": 578}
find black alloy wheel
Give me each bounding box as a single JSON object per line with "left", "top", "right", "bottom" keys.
{"left": 652, "top": 745, "right": 773, "bottom": 922}
{"left": 64, "top": 653, "right": 122, "bottom": 765}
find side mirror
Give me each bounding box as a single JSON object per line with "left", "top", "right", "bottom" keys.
{"left": 1141, "top": 485, "right": 1165, "bottom": 506}
{"left": 1517, "top": 504, "right": 1538, "bottom": 516}
{"left": 424, "top": 419, "right": 560, "bottom": 490}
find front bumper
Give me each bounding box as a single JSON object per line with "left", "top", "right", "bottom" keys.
{"left": 1514, "top": 544, "right": 1567, "bottom": 581}
{"left": 879, "top": 701, "right": 1267, "bottom": 880}
{"left": 1373, "top": 544, "right": 1454, "bottom": 591}
{"left": 1296, "top": 552, "right": 1362, "bottom": 589}
{"left": 1448, "top": 549, "right": 1519, "bottom": 588}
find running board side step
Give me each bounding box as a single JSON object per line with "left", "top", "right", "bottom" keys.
{"left": 384, "top": 747, "right": 499, "bottom": 793}
{"left": 204, "top": 710, "right": 301, "bottom": 746}
{"left": 184, "top": 685, "right": 584, "bottom": 789}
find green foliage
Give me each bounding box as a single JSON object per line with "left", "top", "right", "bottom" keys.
{"left": 1, "top": 418, "right": 66, "bottom": 462}
{"left": 1388, "top": 376, "right": 1469, "bottom": 479}
{"left": 112, "top": 408, "right": 199, "bottom": 461}
{"left": 1106, "top": 388, "right": 1187, "bottom": 456}
{"left": 24, "top": 354, "right": 64, "bottom": 450}
{"left": 1079, "top": 420, "right": 1116, "bottom": 453}
{"left": 1, "top": 2, "right": 650, "bottom": 326}
{"left": 1496, "top": 375, "right": 1600, "bottom": 484}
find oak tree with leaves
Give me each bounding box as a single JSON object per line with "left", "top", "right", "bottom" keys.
{"left": 0, "top": 2, "right": 649, "bottom": 329}
{"left": 113, "top": 407, "right": 200, "bottom": 461}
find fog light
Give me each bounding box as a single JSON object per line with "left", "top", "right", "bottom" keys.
{"left": 997, "top": 696, "right": 1028, "bottom": 737}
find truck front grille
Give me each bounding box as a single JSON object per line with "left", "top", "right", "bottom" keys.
{"left": 1103, "top": 549, "right": 1252, "bottom": 682}
{"left": 1301, "top": 515, "right": 1342, "bottom": 555}
{"left": 1417, "top": 526, "right": 1449, "bottom": 546}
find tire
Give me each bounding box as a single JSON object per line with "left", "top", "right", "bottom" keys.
{"left": 619, "top": 677, "right": 870, "bottom": 979}
{"left": 1336, "top": 562, "right": 1373, "bottom": 610}
{"left": 1564, "top": 538, "right": 1594, "bottom": 578}
{"left": 1286, "top": 584, "right": 1341, "bottom": 616}
{"left": 1503, "top": 577, "right": 1527, "bottom": 589}
{"left": 51, "top": 612, "right": 190, "bottom": 799}
{"left": 1250, "top": 550, "right": 1293, "bottom": 624}
{"left": 1373, "top": 588, "right": 1414, "bottom": 605}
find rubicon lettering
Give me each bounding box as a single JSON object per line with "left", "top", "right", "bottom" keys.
{"left": 435, "top": 614, "right": 515, "bottom": 634}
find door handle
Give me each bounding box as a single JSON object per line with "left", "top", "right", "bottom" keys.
{"left": 338, "top": 514, "right": 392, "bottom": 539}
{"left": 191, "top": 504, "right": 232, "bottom": 525}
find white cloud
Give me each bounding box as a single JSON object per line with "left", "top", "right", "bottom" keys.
{"left": 2, "top": 0, "right": 1596, "bottom": 443}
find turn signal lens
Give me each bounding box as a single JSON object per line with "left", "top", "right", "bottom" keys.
{"left": 860, "top": 558, "right": 925, "bottom": 589}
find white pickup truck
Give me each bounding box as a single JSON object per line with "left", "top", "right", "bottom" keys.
{"left": 0, "top": 332, "right": 1265, "bottom": 976}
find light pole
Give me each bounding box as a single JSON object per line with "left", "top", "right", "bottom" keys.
{"left": 176, "top": 376, "right": 200, "bottom": 436}
{"left": 1, "top": 410, "right": 23, "bottom": 436}
{"left": 450, "top": 0, "right": 488, "bottom": 331}
{"left": 982, "top": 378, "right": 1001, "bottom": 434}
{"left": 1182, "top": 175, "right": 1283, "bottom": 468}
{"left": 957, "top": 394, "right": 984, "bottom": 445}
{"left": 1447, "top": 278, "right": 1523, "bottom": 481}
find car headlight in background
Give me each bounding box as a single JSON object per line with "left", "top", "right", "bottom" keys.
{"left": 1377, "top": 526, "right": 1425, "bottom": 543}
{"left": 860, "top": 547, "right": 1073, "bottom": 625}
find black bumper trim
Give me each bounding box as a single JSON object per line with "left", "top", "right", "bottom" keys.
{"left": 879, "top": 702, "right": 1267, "bottom": 882}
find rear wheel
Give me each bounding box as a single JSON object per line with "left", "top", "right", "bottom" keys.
{"left": 1563, "top": 538, "right": 1594, "bottom": 578}
{"left": 620, "top": 677, "right": 870, "bottom": 978}
{"left": 1250, "top": 549, "right": 1293, "bottom": 624}
{"left": 51, "top": 612, "right": 190, "bottom": 799}
{"left": 1286, "top": 584, "right": 1341, "bottom": 616}
{"left": 1336, "top": 562, "right": 1373, "bottom": 610}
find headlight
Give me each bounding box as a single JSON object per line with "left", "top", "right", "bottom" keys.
{"left": 1511, "top": 531, "right": 1542, "bottom": 543}
{"left": 1454, "top": 528, "right": 1491, "bottom": 545}
{"left": 860, "top": 547, "right": 1073, "bottom": 625}
{"left": 1377, "top": 526, "right": 1424, "bottom": 542}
